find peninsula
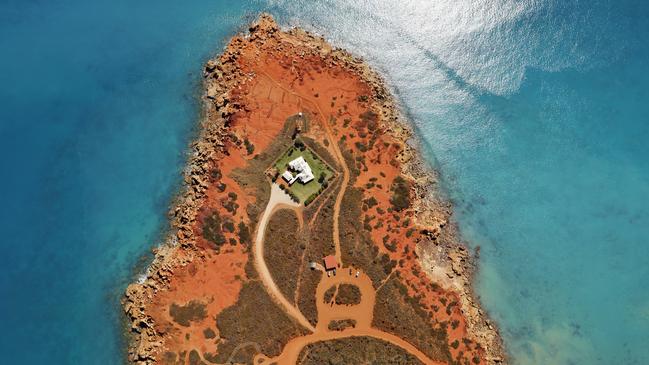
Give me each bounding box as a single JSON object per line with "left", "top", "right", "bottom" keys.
{"left": 123, "top": 14, "right": 505, "bottom": 365}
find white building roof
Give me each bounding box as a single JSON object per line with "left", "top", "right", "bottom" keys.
{"left": 288, "top": 156, "right": 310, "bottom": 172}
{"left": 298, "top": 173, "right": 314, "bottom": 184}
{"left": 281, "top": 170, "right": 294, "bottom": 182}
{"left": 287, "top": 156, "right": 314, "bottom": 185}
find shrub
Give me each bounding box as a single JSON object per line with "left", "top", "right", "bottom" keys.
{"left": 244, "top": 138, "right": 255, "bottom": 155}
{"left": 384, "top": 239, "right": 398, "bottom": 253}
{"left": 203, "top": 328, "right": 216, "bottom": 339}
{"left": 335, "top": 284, "right": 362, "bottom": 305}
{"left": 450, "top": 320, "right": 459, "bottom": 330}
{"left": 222, "top": 220, "right": 235, "bottom": 233}
{"left": 304, "top": 193, "right": 317, "bottom": 207}
{"left": 210, "top": 168, "right": 222, "bottom": 180}
{"left": 390, "top": 176, "right": 411, "bottom": 211}
{"left": 222, "top": 200, "right": 239, "bottom": 214}
{"left": 323, "top": 285, "right": 336, "bottom": 303}
{"left": 363, "top": 197, "right": 378, "bottom": 209}
{"left": 188, "top": 350, "right": 205, "bottom": 365}
{"left": 237, "top": 222, "right": 251, "bottom": 246}
{"left": 202, "top": 210, "right": 226, "bottom": 249}
{"left": 216, "top": 182, "right": 226, "bottom": 192}
{"left": 294, "top": 139, "right": 305, "bottom": 150}
{"left": 446, "top": 301, "right": 458, "bottom": 316}
{"left": 327, "top": 319, "right": 356, "bottom": 331}
{"left": 451, "top": 340, "right": 460, "bottom": 350}
{"left": 169, "top": 300, "right": 207, "bottom": 327}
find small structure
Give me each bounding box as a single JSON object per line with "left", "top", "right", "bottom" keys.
{"left": 309, "top": 262, "right": 317, "bottom": 270}
{"left": 323, "top": 255, "right": 338, "bottom": 272}
{"left": 285, "top": 156, "right": 314, "bottom": 185}
{"left": 281, "top": 170, "right": 294, "bottom": 183}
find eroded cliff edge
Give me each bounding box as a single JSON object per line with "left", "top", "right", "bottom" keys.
{"left": 123, "top": 14, "right": 505, "bottom": 365}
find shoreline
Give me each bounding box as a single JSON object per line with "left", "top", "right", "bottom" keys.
{"left": 123, "top": 14, "right": 506, "bottom": 364}
{"left": 323, "top": 37, "right": 506, "bottom": 363}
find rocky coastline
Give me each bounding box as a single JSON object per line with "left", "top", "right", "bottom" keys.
{"left": 122, "top": 14, "right": 505, "bottom": 365}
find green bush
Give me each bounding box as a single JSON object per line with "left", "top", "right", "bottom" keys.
{"left": 390, "top": 176, "right": 411, "bottom": 211}
{"left": 169, "top": 300, "right": 207, "bottom": 327}
{"left": 244, "top": 138, "right": 255, "bottom": 155}
{"left": 222, "top": 220, "right": 235, "bottom": 233}
{"left": 237, "top": 222, "right": 251, "bottom": 246}
{"left": 202, "top": 210, "right": 226, "bottom": 249}
{"left": 203, "top": 328, "right": 216, "bottom": 339}
{"left": 335, "top": 284, "right": 362, "bottom": 305}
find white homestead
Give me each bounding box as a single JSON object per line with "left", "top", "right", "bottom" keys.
{"left": 284, "top": 156, "right": 314, "bottom": 185}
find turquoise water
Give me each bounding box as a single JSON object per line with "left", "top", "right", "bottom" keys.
{"left": 0, "top": 1, "right": 260, "bottom": 363}
{"left": 1, "top": 0, "right": 648, "bottom": 364}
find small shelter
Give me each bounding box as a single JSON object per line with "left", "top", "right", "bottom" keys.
{"left": 323, "top": 255, "right": 338, "bottom": 271}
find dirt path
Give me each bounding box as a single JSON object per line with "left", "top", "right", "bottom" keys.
{"left": 254, "top": 183, "right": 315, "bottom": 332}
{"left": 256, "top": 268, "right": 443, "bottom": 365}
{"left": 258, "top": 71, "right": 349, "bottom": 265}
{"left": 261, "top": 328, "right": 445, "bottom": 365}
{"left": 249, "top": 74, "right": 440, "bottom": 365}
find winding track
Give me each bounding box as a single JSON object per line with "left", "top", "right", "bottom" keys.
{"left": 259, "top": 71, "right": 349, "bottom": 265}
{"left": 250, "top": 73, "right": 441, "bottom": 365}
{"left": 253, "top": 184, "right": 315, "bottom": 332}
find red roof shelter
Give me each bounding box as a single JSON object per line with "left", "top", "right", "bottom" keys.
{"left": 323, "top": 255, "right": 338, "bottom": 271}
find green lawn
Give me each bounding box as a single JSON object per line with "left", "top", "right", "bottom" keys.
{"left": 274, "top": 146, "right": 334, "bottom": 203}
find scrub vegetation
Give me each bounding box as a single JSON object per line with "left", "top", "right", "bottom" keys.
{"left": 327, "top": 319, "right": 357, "bottom": 331}
{"left": 373, "top": 276, "right": 452, "bottom": 363}
{"left": 264, "top": 209, "right": 303, "bottom": 300}
{"left": 335, "top": 283, "right": 362, "bottom": 305}
{"left": 169, "top": 300, "right": 207, "bottom": 327}
{"left": 214, "top": 281, "right": 308, "bottom": 364}
{"left": 297, "top": 337, "right": 424, "bottom": 365}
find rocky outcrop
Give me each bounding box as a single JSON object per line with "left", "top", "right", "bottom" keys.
{"left": 121, "top": 22, "right": 247, "bottom": 364}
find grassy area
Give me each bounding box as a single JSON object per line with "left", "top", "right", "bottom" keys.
{"left": 273, "top": 142, "right": 334, "bottom": 203}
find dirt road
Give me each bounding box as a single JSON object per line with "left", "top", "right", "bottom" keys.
{"left": 257, "top": 268, "right": 444, "bottom": 365}
{"left": 259, "top": 71, "right": 349, "bottom": 265}
{"left": 249, "top": 75, "right": 440, "bottom": 365}
{"left": 253, "top": 183, "right": 315, "bottom": 332}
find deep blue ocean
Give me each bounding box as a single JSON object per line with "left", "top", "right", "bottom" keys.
{"left": 1, "top": 0, "right": 647, "bottom": 364}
